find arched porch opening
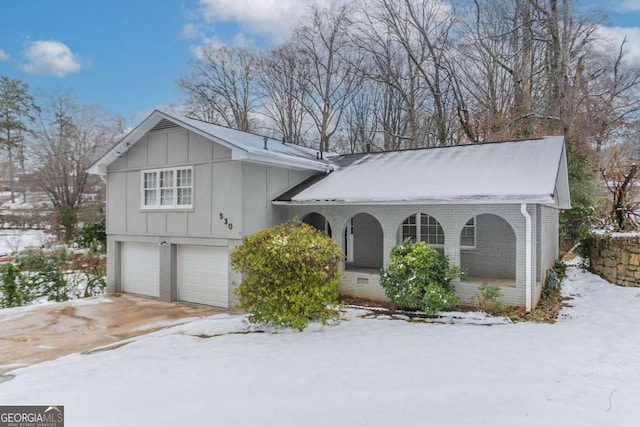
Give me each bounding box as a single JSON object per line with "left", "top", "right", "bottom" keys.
{"left": 343, "top": 213, "right": 383, "bottom": 271}
{"left": 301, "top": 212, "right": 332, "bottom": 237}
{"left": 459, "top": 213, "right": 516, "bottom": 287}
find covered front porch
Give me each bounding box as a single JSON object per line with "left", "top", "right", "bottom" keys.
{"left": 289, "top": 204, "right": 540, "bottom": 309}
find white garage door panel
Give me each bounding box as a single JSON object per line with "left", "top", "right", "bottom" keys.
{"left": 177, "top": 245, "right": 228, "bottom": 308}
{"left": 121, "top": 242, "right": 160, "bottom": 297}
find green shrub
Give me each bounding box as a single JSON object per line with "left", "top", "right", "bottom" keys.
{"left": 74, "top": 218, "right": 106, "bottom": 252}
{"left": 473, "top": 283, "right": 504, "bottom": 313}
{"left": 380, "top": 239, "right": 463, "bottom": 313}
{"left": 30, "top": 248, "right": 72, "bottom": 302}
{"left": 552, "top": 260, "right": 568, "bottom": 283}
{"left": 0, "top": 263, "right": 33, "bottom": 308}
{"left": 230, "top": 220, "right": 343, "bottom": 331}
{"left": 422, "top": 283, "right": 460, "bottom": 315}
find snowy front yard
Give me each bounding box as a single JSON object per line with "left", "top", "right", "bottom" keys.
{"left": 1, "top": 266, "right": 639, "bottom": 426}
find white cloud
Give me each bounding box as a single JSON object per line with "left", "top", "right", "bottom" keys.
{"left": 183, "top": 0, "right": 350, "bottom": 56}
{"left": 21, "top": 40, "right": 87, "bottom": 77}
{"left": 619, "top": 0, "right": 640, "bottom": 11}
{"left": 0, "top": 49, "right": 9, "bottom": 62}
{"left": 595, "top": 26, "right": 640, "bottom": 64}
{"left": 196, "top": 0, "right": 313, "bottom": 43}
{"left": 180, "top": 23, "right": 202, "bottom": 40}
{"left": 188, "top": 35, "right": 226, "bottom": 59}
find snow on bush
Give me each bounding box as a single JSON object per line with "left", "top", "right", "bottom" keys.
{"left": 380, "top": 239, "right": 463, "bottom": 314}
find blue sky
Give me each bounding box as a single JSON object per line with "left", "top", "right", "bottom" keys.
{"left": 0, "top": 0, "right": 638, "bottom": 124}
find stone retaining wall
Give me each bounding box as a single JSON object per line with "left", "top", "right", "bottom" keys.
{"left": 589, "top": 235, "right": 640, "bottom": 287}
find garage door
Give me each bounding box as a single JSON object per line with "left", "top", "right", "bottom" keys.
{"left": 121, "top": 242, "right": 160, "bottom": 297}
{"left": 177, "top": 245, "right": 229, "bottom": 308}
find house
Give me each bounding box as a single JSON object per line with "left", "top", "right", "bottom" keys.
{"left": 89, "top": 110, "right": 570, "bottom": 311}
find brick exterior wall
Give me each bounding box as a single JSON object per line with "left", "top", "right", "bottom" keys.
{"left": 460, "top": 214, "right": 516, "bottom": 279}
{"left": 285, "top": 203, "right": 545, "bottom": 308}
{"left": 339, "top": 271, "right": 387, "bottom": 301}
{"left": 535, "top": 205, "right": 560, "bottom": 303}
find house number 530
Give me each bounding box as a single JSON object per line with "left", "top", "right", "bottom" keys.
{"left": 219, "top": 213, "right": 233, "bottom": 230}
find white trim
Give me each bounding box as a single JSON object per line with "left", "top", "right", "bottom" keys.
{"left": 89, "top": 110, "right": 333, "bottom": 176}
{"left": 344, "top": 218, "right": 354, "bottom": 262}
{"left": 460, "top": 216, "right": 476, "bottom": 249}
{"left": 398, "top": 213, "right": 445, "bottom": 247}
{"left": 274, "top": 198, "right": 556, "bottom": 206}
{"left": 521, "top": 203, "right": 532, "bottom": 312}
{"left": 140, "top": 166, "right": 193, "bottom": 210}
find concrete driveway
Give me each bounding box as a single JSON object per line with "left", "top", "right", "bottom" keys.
{"left": 0, "top": 294, "right": 221, "bottom": 375}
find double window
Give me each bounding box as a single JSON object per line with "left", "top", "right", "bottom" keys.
{"left": 142, "top": 167, "right": 193, "bottom": 209}
{"left": 399, "top": 214, "right": 476, "bottom": 248}
{"left": 400, "top": 214, "right": 444, "bottom": 246}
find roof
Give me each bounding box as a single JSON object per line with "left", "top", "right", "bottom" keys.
{"left": 88, "top": 110, "right": 335, "bottom": 175}
{"left": 277, "top": 136, "right": 571, "bottom": 208}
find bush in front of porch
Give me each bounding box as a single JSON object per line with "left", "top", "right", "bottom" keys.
{"left": 380, "top": 239, "right": 464, "bottom": 315}
{"left": 230, "top": 220, "right": 343, "bottom": 331}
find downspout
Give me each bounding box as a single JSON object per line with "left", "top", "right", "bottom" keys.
{"left": 520, "top": 203, "right": 532, "bottom": 312}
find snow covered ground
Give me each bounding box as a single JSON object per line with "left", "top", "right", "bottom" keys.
{"left": 0, "top": 229, "right": 51, "bottom": 254}
{"left": 0, "top": 266, "right": 639, "bottom": 426}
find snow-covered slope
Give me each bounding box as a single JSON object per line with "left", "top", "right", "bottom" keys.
{"left": 0, "top": 266, "right": 638, "bottom": 426}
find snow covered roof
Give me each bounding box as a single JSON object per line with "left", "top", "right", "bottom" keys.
{"left": 277, "top": 136, "right": 571, "bottom": 208}
{"left": 88, "top": 110, "right": 335, "bottom": 175}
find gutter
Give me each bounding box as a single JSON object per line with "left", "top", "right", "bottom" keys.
{"left": 520, "top": 203, "right": 532, "bottom": 312}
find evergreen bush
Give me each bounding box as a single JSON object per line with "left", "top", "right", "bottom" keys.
{"left": 380, "top": 239, "right": 463, "bottom": 314}
{"left": 74, "top": 218, "right": 106, "bottom": 252}
{"left": 230, "top": 220, "right": 343, "bottom": 331}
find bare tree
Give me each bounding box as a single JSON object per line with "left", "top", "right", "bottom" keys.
{"left": 257, "top": 43, "right": 311, "bottom": 145}
{"left": 292, "top": 4, "right": 363, "bottom": 152}
{"left": 177, "top": 45, "right": 258, "bottom": 132}
{"left": 375, "top": 0, "right": 459, "bottom": 146}
{"left": 350, "top": 2, "right": 427, "bottom": 149}
{"left": 583, "top": 38, "right": 640, "bottom": 152}
{"left": 33, "top": 92, "right": 124, "bottom": 242}
{"left": 600, "top": 146, "right": 640, "bottom": 230}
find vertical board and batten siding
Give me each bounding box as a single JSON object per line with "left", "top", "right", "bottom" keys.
{"left": 106, "top": 126, "right": 319, "bottom": 306}
{"left": 241, "top": 163, "right": 315, "bottom": 236}
{"left": 106, "top": 128, "right": 242, "bottom": 239}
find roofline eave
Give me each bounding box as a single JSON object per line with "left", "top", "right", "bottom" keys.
{"left": 272, "top": 196, "right": 559, "bottom": 206}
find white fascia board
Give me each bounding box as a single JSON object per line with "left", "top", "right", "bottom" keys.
{"left": 556, "top": 143, "right": 572, "bottom": 209}
{"left": 273, "top": 197, "right": 554, "bottom": 206}
{"left": 245, "top": 152, "right": 333, "bottom": 172}
{"left": 88, "top": 111, "right": 168, "bottom": 175}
